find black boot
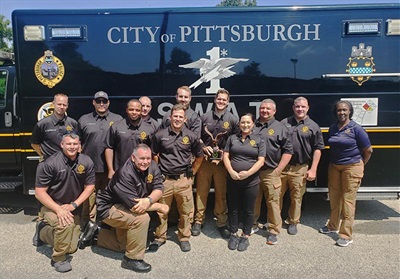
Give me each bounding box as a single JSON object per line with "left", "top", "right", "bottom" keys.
{"left": 78, "top": 221, "right": 99, "bottom": 249}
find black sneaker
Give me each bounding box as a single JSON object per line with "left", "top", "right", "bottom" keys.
{"left": 52, "top": 259, "right": 72, "bottom": 273}
{"left": 319, "top": 226, "right": 339, "bottom": 234}
{"left": 147, "top": 240, "right": 165, "bottom": 252}
{"left": 228, "top": 234, "right": 240, "bottom": 250}
{"left": 237, "top": 236, "right": 249, "bottom": 252}
{"left": 336, "top": 238, "right": 353, "bottom": 247}
{"left": 180, "top": 241, "right": 191, "bottom": 252}
{"left": 32, "top": 220, "right": 46, "bottom": 247}
{"left": 121, "top": 256, "right": 151, "bottom": 273}
{"left": 218, "top": 226, "right": 231, "bottom": 239}
{"left": 287, "top": 224, "right": 298, "bottom": 235}
{"left": 191, "top": 223, "right": 202, "bottom": 236}
{"left": 266, "top": 233, "right": 278, "bottom": 245}
{"left": 78, "top": 221, "right": 99, "bottom": 249}
{"left": 51, "top": 255, "right": 72, "bottom": 267}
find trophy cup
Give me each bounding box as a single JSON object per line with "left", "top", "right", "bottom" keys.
{"left": 204, "top": 126, "right": 227, "bottom": 162}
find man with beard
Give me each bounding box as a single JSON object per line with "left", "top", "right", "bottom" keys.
{"left": 252, "top": 99, "right": 293, "bottom": 245}
{"left": 192, "top": 88, "right": 239, "bottom": 239}
{"left": 104, "top": 99, "right": 155, "bottom": 179}
{"left": 159, "top": 86, "right": 201, "bottom": 136}
{"left": 78, "top": 91, "right": 122, "bottom": 224}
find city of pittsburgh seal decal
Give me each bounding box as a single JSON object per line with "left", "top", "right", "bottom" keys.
{"left": 346, "top": 43, "right": 375, "bottom": 86}
{"left": 34, "top": 50, "right": 65, "bottom": 88}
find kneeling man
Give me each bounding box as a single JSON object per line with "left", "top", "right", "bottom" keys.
{"left": 33, "top": 133, "right": 95, "bottom": 273}
{"left": 94, "top": 144, "right": 167, "bottom": 273}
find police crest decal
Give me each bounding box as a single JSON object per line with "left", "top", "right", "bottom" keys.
{"left": 34, "top": 50, "right": 65, "bottom": 88}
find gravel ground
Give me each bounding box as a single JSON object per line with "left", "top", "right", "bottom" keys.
{"left": 0, "top": 192, "right": 399, "bottom": 279}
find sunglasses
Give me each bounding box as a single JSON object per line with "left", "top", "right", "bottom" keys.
{"left": 95, "top": 99, "right": 108, "bottom": 104}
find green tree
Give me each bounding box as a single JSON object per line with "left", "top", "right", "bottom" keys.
{"left": 0, "top": 15, "right": 13, "bottom": 52}
{"left": 217, "top": 0, "right": 257, "bottom": 7}
{"left": 165, "top": 47, "right": 195, "bottom": 75}
{"left": 240, "top": 61, "right": 265, "bottom": 77}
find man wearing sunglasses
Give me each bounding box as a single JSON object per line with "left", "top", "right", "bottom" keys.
{"left": 78, "top": 91, "right": 123, "bottom": 225}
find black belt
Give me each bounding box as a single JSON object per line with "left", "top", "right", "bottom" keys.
{"left": 164, "top": 173, "right": 187, "bottom": 180}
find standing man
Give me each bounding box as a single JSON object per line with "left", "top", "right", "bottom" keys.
{"left": 158, "top": 86, "right": 202, "bottom": 224}
{"left": 78, "top": 91, "right": 122, "bottom": 224}
{"left": 32, "top": 133, "right": 95, "bottom": 273}
{"left": 253, "top": 99, "right": 293, "bottom": 245}
{"left": 139, "top": 96, "right": 159, "bottom": 131}
{"left": 150, "top": 104, "right": 204, "bottom": 252}
{"left": 81, "top": 144, "right": 168, "bottom": 273}
{"left": 104, "top": 99, "right": 155, "bottom": 179}
{"left": 192, "top": 88, "right": 239, "bottom": 238}
{"left": 280, "top": 97, "right": 325, "bottom": 235}
{"left": 31, "top": 93, "right": 78, "bottom": 161}
{"left": 159, "top": 86, "right": 201, "bottom": 136}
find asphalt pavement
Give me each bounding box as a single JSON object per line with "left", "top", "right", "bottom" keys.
{"left": 0, "top": 189, "right": 399, "bottom": 279}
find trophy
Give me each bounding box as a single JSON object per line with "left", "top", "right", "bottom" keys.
{"left": 204, "top": 126, "right": 227, "bottom": 161}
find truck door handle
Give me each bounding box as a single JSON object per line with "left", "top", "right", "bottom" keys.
{"left": 5, "top": 111, "right": 12, "bottom": 127}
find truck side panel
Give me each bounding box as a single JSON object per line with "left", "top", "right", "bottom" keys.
{"left": 10, "top": 5, "right": 400, "bottom": 195}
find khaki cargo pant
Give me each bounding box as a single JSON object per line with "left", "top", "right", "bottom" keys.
{"left": 253, "top": 169, "right": 282, "bottom": 235}
{"left": 194, "top": 159, "right": 228, "bottom": 227}
{"left": 97, "top": 204, "right": 150, "bottom": 260}
{"left": 326, "top": 161, "right": 364, "bottom": 240}
{"left": 39, "top": 206, "right": 81, "bottom": 263}
{"left": 280, "top": 163, "right": 308, "bottom": 225}
{"left": 155, "top": 176, "right": 194, "bottom": 243}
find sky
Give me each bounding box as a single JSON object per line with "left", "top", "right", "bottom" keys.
{"left": 0, "top": 0, "right": 396, "bottom": 21}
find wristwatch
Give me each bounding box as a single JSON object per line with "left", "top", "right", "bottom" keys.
{"left": 147, "top": 197, "right": 154, "bottom": 204}
{"left": 70, "top": 202, "right": 78, "bottom": 209}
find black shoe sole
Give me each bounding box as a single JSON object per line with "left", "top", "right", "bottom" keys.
{"left": 121, "top": 262, "right": 151, "bottom": 273}
{"left": 191, "top": 230, "right": 201, "bottom": 236}
{"left": 33, "top": 221, "right": 46, "bottom": 247}
{"left": 147, "top": 241, "right": 165, "bottom": 252}
{"left": 78, "top": 222, "right": 99, "bottom": 249}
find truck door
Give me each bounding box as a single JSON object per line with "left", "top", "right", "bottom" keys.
{"left": 0, "top": 63, "right": 22, "bottom": 191}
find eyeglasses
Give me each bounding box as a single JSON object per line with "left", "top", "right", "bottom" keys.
{"left": 95, "top": 99, "right": 108, "bottom": 104}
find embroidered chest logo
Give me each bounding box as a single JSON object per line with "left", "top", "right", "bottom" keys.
{"left": 345, "top": 128, "right": 352, "bottom": 134}
{"left": 140, "top": 131, "right": 147, "bottom": 140}
{"left": 249, "top": 139, "right": 256, "bottom": 147}
{"left": 109, "top": 121, "right": 115, "bottom": 127}
{"left": 147, "top": 174, "right": 153, "bottom": 183}
{"left": 76, "top": 164, "right": 85, "bottom": 174}
{"left": 268, "top": 129, "right": 275, "bottom": 136}
{"left": 302, "top": 126, "right": 309, "bottom": 133}
{"left": 223, "top": 121, "right": 230, "bottom": 129}
{"left": 182, "top": 136, "right": 190, "bottom": 145}
{"left": 34, "top": 50, "right": 65, "bottom": 88}
{"left": 66, "top": 125, "right": 73, "bottom": 132}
